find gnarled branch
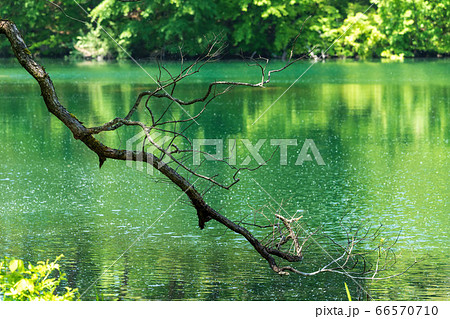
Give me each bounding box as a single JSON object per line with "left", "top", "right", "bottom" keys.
{"left": 1, "top": 19, "right": 413, "bottom": 281}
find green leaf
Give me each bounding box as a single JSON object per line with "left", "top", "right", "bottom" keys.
{"left": 9, "top": 260, "right": 19, "bottom": 272}
{"left": 15, "top": 278, "right": 34, "bottom": 293}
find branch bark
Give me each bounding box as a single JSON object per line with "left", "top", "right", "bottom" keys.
{"left": 1, "top": 19, "right": 413, "bottom": 280}
{"left": 0, "top": 18, "right": 288, "bottom": 275}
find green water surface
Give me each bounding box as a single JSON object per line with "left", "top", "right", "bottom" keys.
{"left": 0, "top": 58, "right": 448, "bottom": 300}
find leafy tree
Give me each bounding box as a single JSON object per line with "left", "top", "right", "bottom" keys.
{"left": 0, "top": 1, "right": 102, "bottom": 57}
{"left": 376, "top": 0, "right": 450, "bottom": 58}
{"left": 1, "top": 0, "right": 448, "bottom": 58}
{"left": 332, "top": 10, "right": 385, "bottom": 58}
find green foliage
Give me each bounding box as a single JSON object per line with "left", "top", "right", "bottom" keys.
{"left": 0, "top": 0, "right": 448, "bottom": 58}
{"left": 332, "top": 11, "right": 386, "bottom": 58}
{"left": 0, "top": 255, "right": 78, "bottom": 301}
{"left": 74, "top": 23, "right": 117, "bottom": 59}
{"left": 0, "top": 1, "right": 102, "bottom": 57}
{"left": 375, "top": 0, "right": 450, "bottom": 57}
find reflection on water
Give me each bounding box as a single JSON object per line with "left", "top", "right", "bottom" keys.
{"left": 0, "top": 59, "right": 448, "bottom": 300}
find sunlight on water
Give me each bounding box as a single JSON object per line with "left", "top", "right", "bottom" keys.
{"left": 0, "top": 59, "right": 448, "bottom": 300}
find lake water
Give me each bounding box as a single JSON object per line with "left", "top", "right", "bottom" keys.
{"left": 0, "top": 58, "right": 448, "bottom": 300}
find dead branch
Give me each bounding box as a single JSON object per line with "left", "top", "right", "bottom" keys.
{"left": 0, "top": 19, "right": 414, "bottom": 281}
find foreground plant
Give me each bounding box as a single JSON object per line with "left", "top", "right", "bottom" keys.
{"left": 0, "top": 255, "right": 78, "bottom": 301}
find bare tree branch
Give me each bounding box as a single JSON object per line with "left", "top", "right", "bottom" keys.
{"left": 0, "top": 19, "right": 414, "bottom": 281}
